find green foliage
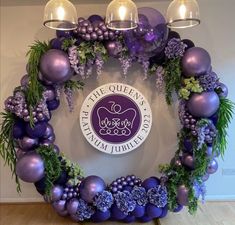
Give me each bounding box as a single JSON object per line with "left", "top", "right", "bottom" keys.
{"left": 164, "top": 58, "right": 182, "bottom": 105}
{"left": 61, "top": 155, "right": 84, "bottom": 186}
{"left": 0, "top": 112, "right": 21, "bottom": 193}
{"left": 62, "top": 38, "right": 76, "bottom": 51}
{"left": 36, "top": 145, "right": 62, "bottom": 195}
{"left": 26, "top": 41, "right": 51, "bottom": 126}
{"left": 179, "top": 77, "right": 203, "bottom": 100}
{"left": 214, "top": 98, "right": 235, "bottom": 156}
{"left": 64, "top": 79, "right": 85, "bottom": 91}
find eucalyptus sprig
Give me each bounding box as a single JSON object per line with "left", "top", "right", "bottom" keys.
{"left": 164, "top": 58, "right": 182, "bottom": 105}
{"left": 214, "top": 98, "right": 234, "bottom": 156}
{"left": 36, "top": 145, "right": 62, "bottom": 195}
{"left": 0, "top": 112, "right": 21, "bottom": 193}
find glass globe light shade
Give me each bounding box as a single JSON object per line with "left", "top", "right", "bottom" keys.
{"left": 43, "top": 0, "right": 78, "bottom": 30}
{"left": 106, "top": 0, "right": 139, "bottom": 31}
{"left": 166, "top": 0, "right": 200, "bottom": 29}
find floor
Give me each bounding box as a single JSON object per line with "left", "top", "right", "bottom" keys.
{"left": 0, "top": 202, "right": 234, "bottom": 225}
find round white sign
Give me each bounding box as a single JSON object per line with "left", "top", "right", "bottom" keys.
{"left": 80, "top": 83, "right": 152, "bottom": 154}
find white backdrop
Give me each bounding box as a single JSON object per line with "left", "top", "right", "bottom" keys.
{"left": 0, "top": 0, "right": 235, "bottom": 202}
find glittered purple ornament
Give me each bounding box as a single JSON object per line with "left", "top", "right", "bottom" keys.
{"left": 187, "top": 92, "right": 220, "bottom": 118}
{"left": 207, "top": 159, "right": 218, "bottom": 174}
{"left": 34, "top": 177, "right": 46, "bottom": 195}
{"left": 18, "top": 136, "right": 39, "bottom": 151}
{"left": 47, "top": 99, "right": 60, "bottom": 111}
{"left": 52, "top": 200, "right": 66, "bottom": 212}
{"left": 131, "top": 205, "right": 145, "bottom": 218}
{"left": 182, "top": 47, "right": 211, "bottom": 77}
{"left": 51, "top": 185, "right": 64, "bottom": 202}
{"left": 26, "top": 122, "right": 47, "bottom": 138}
{"left": 40, "top": 49, "right": 73, "bottom": 84}
{"left": 182, "top": 154, "right": 195, "bottom": 170}
{"left": 142, "top": 177, "right": 160, "bottom": 190}
{"left": 216, "top": 82, "right": 228, "bottom": 98}
{"left": 80, "top": 175, "right": 106, "bottom": 203}
{"left": 91, "top": 210, "right": 111, "bottom": 222}
{"left": 146, "top": 204, "right": 162, "bottom": 218}
{"left": 67, "top": 198, "right": 79, "bottom": 215}
{"left": 177, "top": 185, "right": 189, "bottom": 206}
{"left": 20, "top": 74, "right": 30, "bottom": 87}
{"left": 16, "top": 152, "right": 44, "bottom": 183}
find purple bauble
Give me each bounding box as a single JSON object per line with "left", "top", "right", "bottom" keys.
{"left": 42, "top": 123, "right": 54, "bottom": 139}
{"left": 43, "top": 86, "right": 56, "bottom": 101}
{"left": 50, "top": 38, "right": 64, "bottom": 50}
{"left": 51, "top": 185, "right": 64, "bottom": 202}
{"left": 57, "top": 210, "right": 68, "bottom": 217}
{"left": 182, "top": 39, "right": 195, "bottom": 51}
{"left": 20, "top": 74, "right": 30, "bottom": 87}
{"left": 216, "top": 82, "right": 228, "bottom": 98}
{"left": 111, "top": 204, "right": 126, "bottom": 220}
{"left": 55, "top": 170, "right": 67, "bottom": 185}
{"left": 177, "top": 185, "right": 189, "bottom": 206}
{"left": 52, "top": 144, "right": 60, "bottom": 154}
{"left": 146, "top": 204, "right": 162, "bottom": 218}
{"left": 88, "top": 15, "right": 104, "bottom": 24}
{"left": 34, "top": 177, "right": 46, "bottom": 195}
{"left": 38, "top": 72, "right": 54, "bottom": 86}
{"left": 182, "top": 154, "right": 195, "bottom": 170}
{"left": 123, "top": 215, "right": 136, "bottom": 223}
{"left": 183, "top": 138, "right": 193, "bottom": 153}
{"left": 187, "top": 92, "right": 220, "bottom": 118}
{"left": 207, "top": 159, "right": 218, "bottom": 174}
{"left": 47, "top": 99, "right": 60, "bottom": 111}
{"left": 106, "top": 41, "right": 121, "bottom": 57}
{"left": 171, "top": 157, "right": 182, "bottom": 167}
{"left": 52, "top": 200, "right": 66, "bottom": 212}
{"left": 67, "top": 198, "right": 79, "bottom": 215}
{"left": 16, "top": 152, "right": 44, "bottom": 183}
{"left": 18, "top": 136, "right": 39, "bottom": 151}
{"left": 138, "top": 215, "right": 152, "bottom": 223}
{"left": 182, "top": 47, "right": 211, "bottom": 77}
{"left": 13, "top": 120, "right": 26, "bottom": 139}
{"left": 142, "top": 177, "right": 160, "bottom": 190}
{"left": 80, "top": 175, "right": 106, "bottom": 203}
{"left": 56, "top": 30, "right": 73, "bottom": 38}
{"left": 91, "top": 210, "right": 111, "bottom": 222}
{"left": 173, "top": 204, "right": 183, "bottom": 213}
{"left": 159, "top": 206, "right": 168, "bottom": 218}
{"left": 131, "top": 205, "right": 145, "bottom": 218}
{"left": 15, "top": 147, "right": 26, "bottom": 159}
{"left": 202, "top": 173, "right": 210, "bottom": 182}
{"left": 26, "top": 122, "right": 47, "bottom": 138}
{"left": 40, "top": 49, "right": 73, "bottom": 84}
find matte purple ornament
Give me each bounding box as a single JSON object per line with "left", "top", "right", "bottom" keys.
{"left": 40, "top": 49, "right": 73, "bottom": 84}
{"left": 183, "top": 138, "right": 193, "bottom": 153}
{"left": 177, "top": 185, "right": 189, "bottom": 206}
{"left": 182, "top": 47, "right": 211, "bottom": 77}
{"left": 182, "top": 39, "right": 195, "bottom": 51}
{"left": 216, "top": 82, "right": 228, "bottom": 98}
{"left": 51, "top": 185, "right": 64, "bottom": 202}
{"left": 207, "top": 159, "right": 218, "bottom": 174}
{"left": 106, "top": 41, "right": 121, "bottom": 57}
{"left": 88, "top": 15, "right": 104, "bottom": 24}
{"left": 56, "top": 29, "right": 73, "bottom": 38}
{"left": 67, "top": 198, "right": 79, "bottom": 215}
{"left": 80, "top": 175, "right": 106, "bottom": 203}
{"left": 18, "top": 136, "right": 39, "bottom": 151}
{"left": 91, "top": 210, "right": 111, "bottom": 222}
{"left": 47, "top": 99, "right": 60, "bottom": 111}
{"left": 26, "top": 122, "right": 47, "bottom": 138}
{"left": 142, "top": 177, "right": 160, "bottom": 190}
{"left": 111, "top": 204, "right": 127, "bottom": 220}
{"left": 50, "top": 38, "right": 64, "bottom": 50}
{"left": 20, "top": 74, "right": 30, "bottom": 86}
{"left": 43, "top": 86, "right": 56, "bottom": 101}
{"left": 55, "top": 170, "right": 67, "bottom": 185}
{"left": 123, "top": 215, "right": 136, "bottom": 223}
{"left": 187, "top": 92, "right": 220, "bottom": 118}
{"left": 159, "top": 206, "right": 168, "bottom": 218}
{"left": 16, "top": 152, "right": 44, "bottom": 183}
{"left": 182, "top": 154, "right": 195, "bottom": 170}
{"left": 131, "top": 205, "right": 145, "bottom": 218}
{"left": 146, "top": 204, "right": 162, "bottom": 218}
{"left": 173, "top": 204, "right": 183, "bottom": 213}
{"left": 52, "top": 200, "right": 66, "bottom": 212}
{"left": 13, "top": 121, "right": 26, "bottom": 139}
{"left": 202, "top": 173, "right": 210, "bottom": 182}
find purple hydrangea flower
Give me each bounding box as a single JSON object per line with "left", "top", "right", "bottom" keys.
{"left": 165, "top": 38, "right": 187, "bottom": 59}
{"left": 94, "top": 191, "right": 114, "bottom": 212}
{"left": 76, "top": 199, "right": 94, "bottom": 221}
{"left": 131, "top": 186, "right": 148, "bottom": 206}
{"left": 199, "top": 72, "right": 218, "bottom": 91}
{"left": 147, "top": 185, "right": 168, "bottom": 208}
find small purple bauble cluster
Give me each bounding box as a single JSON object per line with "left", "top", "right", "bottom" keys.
{"left": 61, "top": 184, "right": 80, "bottom": 200}
{"left": 109, "top": 175, "right": 142, "bottom": 194}
{"left": 76, "top": 17, "right": 120, "bottom": 42}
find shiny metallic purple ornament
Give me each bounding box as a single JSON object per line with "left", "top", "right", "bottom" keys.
{"left": 43, "top": 86, "right": 56, "bottom": 101}
{"left": 105, "top": 41, "right": 121, "bottom": 57}
{"left": 38, "top": 72, "right": 53, "bottom": 85}
{"left": 216, "top": 82, "right": 228, "bottom": 98}
{"left": 187, "top": 92, "right": 220, "bottom": 118}
{"left": 18, "top": 136, "right": 39, "bottom": 151}
{"left": 51, "top": 185, "right": 64, "bottom": 202}
{"left": 177, "top": 185, "right": 189, "bottom": 206}
{"left": 182, "top": 47, "right": 211, "bottom": 77}
{"left": 52, "top": 200, "right": 66, "bottom": 212}
{"left": 40, "top": 49, "right": 73, "bottom": 84}
{"left": 20, "top": 74, "right": 30, "bottom": 86}
{"left": 26, "top": 122, "right": 47, "bottom": 138}
{"left": 182, "top": 154, "right": 195, "bottom": 170}
{"left": 80, "top": 175, "right": 106, "bottom": 203}
{"left": 67, "top": 198, "right": 79, "bottom": 215}
{"left": 207, "top": 159, "right": 218, "bottom": 174}
{"left": 202, "top": 173, "right": 210, "bottom": 182}
{"left": 42, "top": 123, "right": 54, "bottom": 139}
{"left": 16, "top": 152, "right": 44, "bottom": 183}
{"left": 15, "top": 147, "right": 26, "bottom": 159}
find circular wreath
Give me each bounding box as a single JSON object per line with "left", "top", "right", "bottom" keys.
{"left": 0, "top": 8, "right": 234, "bottom": 223}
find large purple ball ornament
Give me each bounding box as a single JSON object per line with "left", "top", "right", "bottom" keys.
{"left": 182, "top": 154, "right": 195, "bottom": 170}
{"left": 177, "top": 185, "right": 189, "bottom": 206}
{"left": 207, "top": 159, "right": 218, "bottom": 174}
{"left": 131, "top": 205, "right": 145, "bottom": 218}
{"left": 40, "top": 49, "right": 73, "bottom": 83}
{"left": 26, "top": 122, "right": 47, "bottom": 138}
{"left": 67, "top": 198, "right": 79, "bottom": 215}
{"left": 111, "top": 204, "right": 127, "bottom": 220}
{"left": 142, "top": 177, "right": 160, "bottom": 190}
{"left": 215, "top": 82, "right": 228, "bottom": 98}
{"left": 91, "top": 210, "right": 111, "bottom": 222}
{"left": 18, "top": 136, "right": 39, "bottom": 151}
{"left": 146, "top": 204, "right": 162, "bottom": 218}
{"left": 52, "top": 200, "right": 66, "bottom": 212}
{"left": 20, "top": 74, "right": 30, "bottom": 87}
{"left": 182, "top": 47, "right": 211, "bottom": 77}
{"left": 16, "top": 152, "right": 44, "bottom": 183}
{"left": 187, "top": 92, "right": 220, "bottom": 118}
{"left": 80, "top": 175, "right": 106, "bottom": 203}
{"left": 13, "top": 120, "right": 26, "bottom": 139}
{"left": 51, "top": 185, "right": 64, "bottom": 202}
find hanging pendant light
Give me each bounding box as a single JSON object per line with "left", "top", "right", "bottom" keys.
{"left": 166, "top": 0, "right": 200, "bottom": 29}
{"left": 106, "top": 0, "right": 139, "bottom": 31}
{"left": 43, "top": 0, "right": 78, "bottom": 30}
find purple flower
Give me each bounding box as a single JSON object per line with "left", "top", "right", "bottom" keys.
{"left": 94, "top": 191, "right": 114, "bottom": 212}
{"left": 156, "top": 66, "right": 165, "bottom": 92}
{"left": 114, "top": 191, "right": 136, "bottom": 215}
{"left": 76, "top": 199, "right": 94, "bottom": 221}
{"left": 64, "top": 87, "right": 74, "bottom": 112}
{"left": 193, "top": 180, "right": 206, "bottom": 203}
{"left": 199, "top": 72, "right": 218, "bottom": 91}
{"left": 147, "top": 185, "right": 168, "bottom": 208}
{"left": 119, "top": 55, "right": 133, "bottom": 77}
{"left": 165, "top": 38, "right": 187, "bottom": 59}
{"left": 131, "top": 186, "right": 148, "bottom": 206}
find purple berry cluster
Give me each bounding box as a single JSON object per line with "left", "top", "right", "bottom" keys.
{"left": 76, "top": 18, "right": 120, "bottom": 42}
{"left": 109, "top": 175, "right": 142, "bottom": 194}
{"left": 61, "top": 184, "right": 80, "bottom": 200}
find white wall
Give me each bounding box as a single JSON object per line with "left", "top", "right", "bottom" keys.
{"left": 0, "top": 0, "right": 235, "bottom": 202}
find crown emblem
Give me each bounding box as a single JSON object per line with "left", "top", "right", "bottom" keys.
{"left": 96, "top": 101, "right": 137, "bottom": 137}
